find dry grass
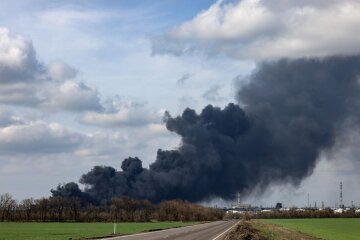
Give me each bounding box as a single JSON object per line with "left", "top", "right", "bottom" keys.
{"left": 223, "top": 219, "right": 321, "bottom": 240}
{"left": 252, "top": 220, "right": 320, "bottom": 240}
{"left": 223, "top": 220, "right": 267, "bottom": 240}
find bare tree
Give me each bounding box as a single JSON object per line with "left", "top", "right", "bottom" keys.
{"left": 36, "top": 198, "right": 50, "bottom": 222}
{"left": 21, "top": 198, "right": 34, "bottom": 221}
{"left": 68, "top": 197, "right": 81, "bottom": 221}
{"left": 49, "top": 196, "right": 66, "bottom": 222}
{"left": 0, "top": 193, "right": 14, "bottom": 221}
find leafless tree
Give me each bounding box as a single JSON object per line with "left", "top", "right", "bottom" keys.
{"left": 21, "top": 198, "right": 34, "bottom": 221}
{"left": 0, "top": 193, "right": 14, "bottom": 221}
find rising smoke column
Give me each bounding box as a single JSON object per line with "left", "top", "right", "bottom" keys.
{"left": 58, "top": 55, "right": 360, "bottom": 203}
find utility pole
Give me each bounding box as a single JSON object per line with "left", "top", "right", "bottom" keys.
{"left": 307, "top": 193, "right": 309, "bottom": 208}
{"left": 340, "top": 182, "right": 343, "bottom": 209}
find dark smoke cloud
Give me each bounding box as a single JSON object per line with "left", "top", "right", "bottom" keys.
{"left": 51, "top": 182, "right": 95, "bottom": 205}
{"left": 54, "top": 55, "right": 360, "bottom": 203}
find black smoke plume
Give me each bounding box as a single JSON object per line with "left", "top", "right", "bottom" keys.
{"left": 53, "top": 56, "right": 360, "bottom": 203}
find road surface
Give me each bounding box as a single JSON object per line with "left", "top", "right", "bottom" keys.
{"left": 101, "top": 220, "right": 238, "bottom": 240}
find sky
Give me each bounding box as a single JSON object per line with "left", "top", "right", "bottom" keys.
{"left": 0, "top": 0, "right": 360, "bottom": 208}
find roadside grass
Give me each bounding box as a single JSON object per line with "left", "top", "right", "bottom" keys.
{"left": 253, "top": 220, "right": 318, "bottom": 240}
{"left": 257, "top": 218, "right": 360, "bottom": 240}
{"left": 0, "top": 221, "right": 199, "bottom": 240}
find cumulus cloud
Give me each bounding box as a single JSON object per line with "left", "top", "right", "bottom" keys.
{"left": 80, "top": 98, "right": 161, "bottom": 128}
{"left": 0, "top": 28, "right": 43, "bottom": 83}
{"left": 47, "top": 61, "right": 77, "bottom": 81}
{"left": 170, "top": 0, "right": 278, "bottom": 42}
{"left": 0, "top": 108, "right": 23, "bottom": 127}
{"left": 42, "top": 81, "right": 103, "bottom": 112}
{"left": 0, "top": 83, "right": 42, "bottom": 106}
{"left": 0, "top": 112, "right": 172, "bottom": 161}
{"left": 0, "top": 27, "right": 46, "bottom": 106}
{"left": 153, "top": 0, "right": 360, "bottom": 59}
{"left": 0, "top": 122, "right": 84, "bottom": 154}
{"left": 0, "top": 27, "right": 103, "bottom": 112}
{"left": 76, "top": 123, "right": 172, "bottom": 158}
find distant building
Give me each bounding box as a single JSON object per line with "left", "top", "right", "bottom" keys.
{"left": 275, "top": 203, "right": 282, "bottom": 209}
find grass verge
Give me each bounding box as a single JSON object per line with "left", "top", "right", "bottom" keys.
{"left": 252, "top": 220, "right": 318, "bottom": 240}
{"left": 0, "top": 221, "right": 199, "bottom": 240}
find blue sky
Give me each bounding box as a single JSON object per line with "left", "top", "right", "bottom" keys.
{"left": 1, "top": 0, "right": 360, "bottom": 208}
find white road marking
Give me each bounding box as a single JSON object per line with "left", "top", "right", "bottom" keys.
{"left": 211, "top": 220, "right": 239, "bottom": 240}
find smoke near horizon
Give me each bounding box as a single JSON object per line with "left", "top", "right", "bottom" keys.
{"left": 53, "top": 55, "right": 360, "bottom": 203}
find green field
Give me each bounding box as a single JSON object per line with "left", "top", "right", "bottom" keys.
{"left": 0, "top": 222, "right": 198, "bottom": 240}
{"left": 261, "top": 218, "right": 360, "bottom": 240}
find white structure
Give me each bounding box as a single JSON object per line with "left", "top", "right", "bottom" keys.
{"left": 334, "top": 208, "right": 344, "bottom": 214}
{"left": 261, "top": 209, "right": 273, "bottom": 213}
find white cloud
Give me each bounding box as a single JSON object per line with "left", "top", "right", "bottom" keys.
{"left": 75, "top": 122, "right": 179, "bottom": 168}
{"left": 81, "top": 98, "right": 161, "bottom": 128}
{"left": 0, "top": 28, "right": 40, "bottom": 74}
{"left": 47, "top": 61, "right": 77, "bottom": 81}
{"left": 0, "top": 83, "right": 42, "bottom": 106}
{"left": 42, "top": 80, "right": 102, "bottom": 112}
{"left": 0, "top": 27, "right": 103, "bottom": 112}
{"left": 0, "top": 27, "right": 47, "bottom": 106}
{"left": 76, "top": 124, "right": 167, "bottom": 157}
{"left": 0, "top": 108, "right": 23, "bottom": 127}
{"left": 154, "top": 0, "right": 360, "bottom": 60}
{"left": 169, "top": 0, "right": 278, "bottom": 42}
{"left": 0, "top": 121, "right": 84, "bottom": 154}
{"left": 0, "top": 111, "right": 173, "bottom": 161}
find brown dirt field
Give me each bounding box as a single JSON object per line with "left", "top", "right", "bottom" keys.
{"left": 223, "top": 220, "right": 320, "bottom": 240}
{"left": 223, "top": 220, "right": 267, "bottom": 240}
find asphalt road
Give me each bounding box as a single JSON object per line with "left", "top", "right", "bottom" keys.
{"left": 101, "top": 220, "right": 239, "bottom": 240}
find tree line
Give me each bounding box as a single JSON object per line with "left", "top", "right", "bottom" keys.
{"left": 0, "top": 193, "right": 224, "bottom": 222}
